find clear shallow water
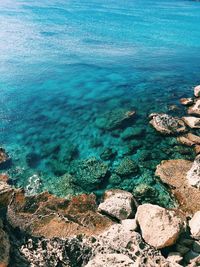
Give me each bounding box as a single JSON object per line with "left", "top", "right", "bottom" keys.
{"left": 0, "top": 0, "right": 200, "bottom": 206}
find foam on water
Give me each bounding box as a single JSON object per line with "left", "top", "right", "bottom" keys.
{"left": 0, "top": 0, "right": 200, "bottom": 206}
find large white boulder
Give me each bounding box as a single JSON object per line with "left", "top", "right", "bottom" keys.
{"left": 189, "top": 211, "right": 200, "bottom": 240}
{"left": 136, "top": 204, "right": 183, "bottom": 249}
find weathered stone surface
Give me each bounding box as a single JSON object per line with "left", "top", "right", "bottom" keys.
{"left": 155, "top": 159, "right": 200, "bottom": 214}
{"left": 177, "top": 136, "right": 195, "bottom": 147}
{"left": 136, "top": 204, "right": 184, "bottom": 249}
{"left": 85, "top": 254, "right": 135, "bottom": 267}
{"left": 0, "top": 221, "right": 10, "bottom": 267}
{"left": 187, "top": 155, "right": 200, "bottom": 188}
{"left": 182, "top": 116, "right": 200, "bottom": 128}
{"left": 195, "top": 145, "right": 200, "bottom": 155}
{"left": 149, "top": 113, "right": 187, "bottom": 135}
{"left": 0, "top": 180, "right": 13, "bottom": 209}
{"left": 7, "top": 190, "right": 113, "bottom": 238}
{"left": 121, "top": 219, "right": 137, "bottom": 232}
{"left": 188, "top": 99, "right": 200, "bottom": 116}
{"left": 167, "top": 252, "right": 183, "bottom": 264}
{"left": 189, "top": 211, "right": 200, "bottom": 240}
{"left": 194, "top": 85, "right": 200, "bottom": 97}
{"left": 0, "top": 148, "right": 11, "bottom": 170}
{"left": 180, "top": 98, "right": 194, "bottom": 106}
{"left": 98, "top": 190, "right": 135, "bottom": 220}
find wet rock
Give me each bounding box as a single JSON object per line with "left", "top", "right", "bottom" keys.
{"left": 133, "top": 183, "right": 157, "bottom": 203}
{"left": 71, "top": 158, "right": 108, "bottom": 191}
{"left": 182, "top": 116, "right": 200, "bottom": 128}
{"left": 100, "top": 148, "right": 116, "bottom": 161}
{"left": 0, "top": 148, "right": 11, "bottom": 170}
{"left": 121, "top": 127, "right": 144, "bottom": 140}
{"left": 189, "top": 211, "right": 200, "bottom": 240}
{"left": 155, "top": 159, "right": 200, "bottom": 214}
{"left": 180, "top": 98, "right": 194, "bottom": 106}
{"left": 85, "top": 253, "right": 135, "bottom": 267}
{"left": 149, "top": 113, "right": 187, "bottom": 135}
{"left": 187, "top": 155, "right": 200, "bottom": 188}
{"left": 25, "top": 174, "right": 42, "bottom": 196}
{"left": 115, "top": 157, "right": 139, "bottom": 177}
{"left": 98, "top": 189, "right": 136, "bottom": 220}
{"left": 0, "top": 220, "right": 10, "bottom": 267}
{"left": 194, "top": 85, "right": 200, "bottom": 97}
{"left": 7, "top": 190, "right": 113, "bottom": 238}
{"left": 108, "top": 173, "right": 121, "bottom": 186}
{"left": 136, "top": 204, "right": 184, "bottom": 249}
{"left": 95, "top": 109, "right": 136, "bottom": 131}
{"left": 188, "top": 99, "right": 200, "bottom": 116}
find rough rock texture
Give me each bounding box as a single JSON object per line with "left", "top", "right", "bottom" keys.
{"left": 0, "top": 148, "right": 11, "bottom": 170}
{"left": 0, "top": 220, "right": 10, "bottom": 267}
{"left": 177, "top": 133, "right": 200, "bottom": 147}
{"left": 194, "top": 85, "right": 200, "bottom": 97}
{"left": 85, "top": 253, "right": 135, "bottom": 267}
{"left": 0, "top": 180, "right": 13, "bottom": 209}
{"left": 98, "top": 190, "right": 136, "bottom": 220}
{"left": 182, "top": 116, "right": 200, "bottom": 129}
{"left": 189, "top": 211, "right": 200, "bottom": 240}
{"left": 155, "top": 159, "right": 200, "bottom": 214}
{"left": 180, "top": 98, "right": 194, "bottom": 106}
{"left": 136, "top": 204, "right": 184, "bottom": 249}
{"left": 115, "top": 157, "right": 139, "bottom": 177}
{"left": 7, "top": 190, "right": 113, "bottom": 238}
{"left": 149, "top": 113, "right": 187, "bottom": 135}
{"left": 188, "top": 99, "right": 200, "bottom": 116}
{"left": 187, "top": 155, "right": 200, "bottom": 188}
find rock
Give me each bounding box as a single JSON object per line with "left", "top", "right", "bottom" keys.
{"left": 186, "top": 133, "right": 200, "bottom": 144}
{"left": 108, "top": 173, "right": 121, "bottom": 186}
{"left": 121, "top": 127, "right": 144, "bottom": 140}
{"left": 155, "top": 159, "right": 200, "bottom": 214}
{"left": 182, "top": 116, "right": 200, "bottom": 128}
{"left": 0, "top": 221, "right": 10, "bottom": 267}
{"left": 95, "top": 109, "right": 136, "bottom": 131}
{"left": 177, "top": 133, "right": 200, "bottom": 147}
{"left": 187, "top": 155, "right": 200, "bottom": 188}
{"left": 85, "top": 253, "right": 135, "bottom": 267}
{"left": 193, "top": 240, "right": 200, "bottom": 253}
{"left": 189, "top": 211, "right": 200, "bottom": 239}
{"left": 133, "top": 183, "right": 157, "bottom": 203}
{"left": 71, "top": 158, "right": 109, "bottom": 191}
{"left": 100, "top": 148, "right": 116, "bottom": 161}
{"left": 0, "top": 174, "right": 9, "bottom": 183}
{"left": 149, "top": 113, "right": 187, "bottom": 135}
{"left": 136, "top": 204, "right": 184, "bottom": 249}
{"left": 115, "top": 157, "right": 139, "bottom": 177}
{"left": 7, "top": 190, "right": 113, "bottom": 238}
{"left": 188, "top": 99, "right": 200, "bottom": 116}
{"left": 195, "top": 145, "right": 200, "bottom": 155}
{"left": 167, "top": 252, "right": 183, "bottom": 264}
{"left": 121, "top": 219, "right": 137, "bottom": 231}
{"left": 194, "top": 85, "right": 200, "bottom": 97}
{"left": 98, "top": 190, "right": 135, "bottom": 220}
{"left": 0, "top": 180, "right": 13, "bottom": 209}
{"left": 180, "top": 98, "right": 194, "bottom": 106}
{"left": 0, "top": 148, "right": 11, "bottom": 170}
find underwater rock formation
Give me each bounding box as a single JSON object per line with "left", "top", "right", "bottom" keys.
{"left": 0, "top": 148, "right": 11, "bottom": 170}
{"left": 149, "top": 113, "right": 187, "bottom": 135}
{"left": 115, "top": 157, "right": 139, "bottom": 177}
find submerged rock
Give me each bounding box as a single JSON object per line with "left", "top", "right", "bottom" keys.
{"left": 95, "top": 108, "right": 135, "bottom": 131}
{"left": 115, "top": 157, "right": 139, "bottom": 177}
{"left": 136, "top": 204, "right": 184, "bottom": 249}
{"left": 98, "top": 189, "right": 136, "bottom": 220}
{"left": 155, "top": 159, "right": 200, "bottom": 214}
{"left": 182, "top": 116, "right": 200, "bottom": 129}
{"left": 7, "top": 190, "right": 113, "bottom": 238}
{"left": 0, "top": 148, "right": 11, "bottom": 170}
{"left": 187, "top": 155, "right": 200, "bottom": 188}
{"left": 189, "top": 211, "right": 200, "bottom": 240}
{"left": 188, "top": 99, "right": 200, "bottom": 116}
{"left": 121, "top": 127, "right": 144, "bottom": 140}
{"left": 100, "top": 148, "right": 116, "bottom": 161}
{"left": 149, "top": 113, "right": 187, "bottom": 135}
{"left": 133, "top": 183, "right": 157, "bottom": 203}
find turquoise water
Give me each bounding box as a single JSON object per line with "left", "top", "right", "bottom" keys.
{"left": 0, "top": 0, "right": 200, "bottom": 206}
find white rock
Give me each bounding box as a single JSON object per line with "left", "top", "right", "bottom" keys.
{"left": 121, "top": 219, "right": 137, "bottom": 232}
{"left": 188, "top": 99, "right": 200, "bottom": 116}
{"left": 167, "top": 252, "right": 183, "bottom": 264}
{"left": 194, "top": 85, "right": 200, "bottom": 97}
{"left": 136, "top": 204, "right": 183, "bottom": 249}
{"left": 182, "top": 116, "right": 200, "bottom": 129}
{"left": 85, "top": 253, "right": 135, "bottom": 267}
{"left": 189, "top": 211, "right": 200, "bottom": 239}
{"left": 187, "top": 155, "right": 200, "bottom": 188}
{"left": 98, "top": 190, "right": 135, "bottom": 220}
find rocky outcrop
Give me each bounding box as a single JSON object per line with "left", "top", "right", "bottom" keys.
{"left": 189, "top": 211, "right": 200, "bottom": 240}
{"left": 194, "top": 85, "right": 200, "bottom": 97}
{"left": 180, "top": 98, "right": 194, "bottom": 106}
{"left": 182, "top": 116, "right": 200, "bottom": 128}
{"left": 136, "top": 204, "right": 184, "bottom": 249}
{"left": 187, "top": 155, "right": 200, "bottom": 188}
{"left": 0, "top": 178, "right": 13, "bottom": 209}
{"left": 149, "top": 113, "right": 187, "bottom": 135}
{"left": 0, "top": 220, "right": 10, "bottom": 267}
{"left": 98, "top": 190, "right": 136, "bottom": 220}
{"left": 155, "top": 159, "right": 200, "bottom": 214}
{"left": 188, "top": 99, "right": 200, "bottom": 116}
{"left": 7, "top": 190, "right": 113, "bottom": 238}
{"left": 0, "top": 148, "right": 11, "bottom": 170}
{"left": 85, "top": 254, "right": 135, "bottom": 267}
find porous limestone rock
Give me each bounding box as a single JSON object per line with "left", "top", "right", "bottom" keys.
{"left": 98, "top": 190, "right": 136, "bottom": 220}
{"left": 155, "top": 159, "right": 200, "bottom": 214}
{"left": 121, "top": 219, "right": 137, "bottom": 232}
{"left": 136, "top": 204, "right": 184, "bottom": 249}
{"left": 194, "top": 85, "right": 200, "bottom": 97}
{"left": 149, "top": 113, "right": 187, "bottom": 135}
{"left": 187, "top": 155, "right": 200, "bottom": 188}
{"left": 180, "top": 98, "right": 194, "bottom": 106}
{"left": 188, "top": 99, "right": 200, "bottom": 116}
{"left": 167, "top": 252, "right": 183, "bottom": 264}
{"left": 0, "top": 220, "right": 10, "bottom": 267}
{"left": 182, "top": 116, "right": 200, "bottom": 129}
{"left": 189, "top": 211, "right": 200, "bottom": 240}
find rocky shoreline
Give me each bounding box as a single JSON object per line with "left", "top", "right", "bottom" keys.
{"left": 1, "top": 85, "right": 200, "bottom": 266}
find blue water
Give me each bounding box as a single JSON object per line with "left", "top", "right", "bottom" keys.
{"left": 0, "top": 0, "right": 200, "bottom": 206}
